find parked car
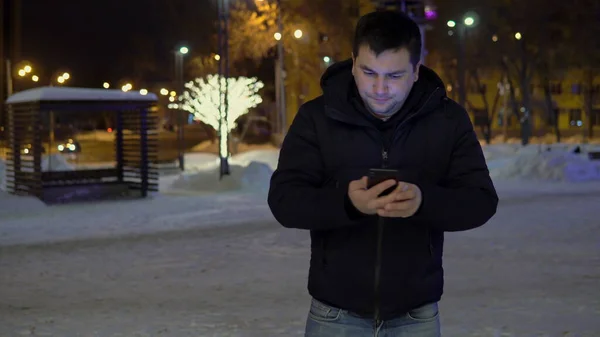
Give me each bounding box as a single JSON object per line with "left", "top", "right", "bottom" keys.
{"left": 57, "top": 139, "right": 81, "bottom": 154}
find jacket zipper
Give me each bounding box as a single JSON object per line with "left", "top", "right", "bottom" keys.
{"left": 373, "top": 147, "right": 388, "bottom": 324}
{"left": 327, "top": 87, "right": 442, "bottom": 324}
{"left": 372, "top": 89, "right": 439, "bottom": 323}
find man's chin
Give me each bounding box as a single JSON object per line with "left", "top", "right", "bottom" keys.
{"left": 367, "top": 106, "right": 393, "bottom": 118}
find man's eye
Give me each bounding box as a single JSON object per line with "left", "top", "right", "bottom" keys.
{"left": 389, "top": 74, "right": 403, "bottom": 79}
{"left": 363, "top": 71, "right": 375, "bottom": 76}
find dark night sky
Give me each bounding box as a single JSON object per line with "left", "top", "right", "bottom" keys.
{"left": 20, "top": 0, "right": 217, "bottom": 87}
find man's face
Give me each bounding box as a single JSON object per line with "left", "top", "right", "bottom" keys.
{"left": 352, "top": 45, "right": 420, "bottom": 118}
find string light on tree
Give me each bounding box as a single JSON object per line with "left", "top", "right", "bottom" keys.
{"left": 168, "top": 74, "right": 264, "bottom": 159}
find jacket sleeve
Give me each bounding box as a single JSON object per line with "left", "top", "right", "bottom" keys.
{"left": 413, "top": 107, "right": 498, "bottom": 232}
{"left": 268, "top": 104, "right": 366, "bottom": 230}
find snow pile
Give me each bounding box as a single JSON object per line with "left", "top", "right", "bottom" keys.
{"left": 230, "top": 149, "right": 279, "bottom": 170}
{"left": 487, "top": 144, "right": 600, "bottom": 182}
{"left": 184, "top": 152, "right": 220, "bottom": 170}
{"left": 42, "top": 154, "right": 75, "bottom": 172}
{"left": 170, "top": 161, "right": 273, "bottom": 194}
{"left": 167, "top": 149, "right": 280, "bottom": 194}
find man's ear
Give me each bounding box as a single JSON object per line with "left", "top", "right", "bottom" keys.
{"left": 414, "top": 62, "right": 422, "bottom": 82}
{"left": 351, "top": 52, "right": 357, "bottom": 77}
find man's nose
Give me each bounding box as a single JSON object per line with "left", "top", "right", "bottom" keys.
{"left": 373, "top": 77, "right": 387, "bottom": 96}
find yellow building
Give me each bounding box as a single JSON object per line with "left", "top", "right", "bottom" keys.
{"left": 430, "top": 65, "right": 600, "bottom": 139}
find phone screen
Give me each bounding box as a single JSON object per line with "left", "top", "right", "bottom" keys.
{"left": 367, "top": 168, "right": 399, "bottom": 196}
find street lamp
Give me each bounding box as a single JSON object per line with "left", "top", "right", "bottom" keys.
{"left": 32, "top": 75, "right": 39, "bottom": 82}
{"left": 62, "top": 72, "right": 70, "bottom": 80}
{"left": 175, "top": 45, "right": 190, "bottom": 171}
{"left": 103, "top": 82, "right": 110, "bottom": 89}
{"left": 160, "top": 88, "right": 169, "bottom": 96}
{"left": 294, "top": 29, "right": 303, "bottom": 39}
{"left": 447, "top": 13, "right": 477, "bottom": 107}
{"left": 515, "top": 32, "right": 522, "bottom": 40}
{"left": 23, "top": 65, "right": 32, "bottom": 73}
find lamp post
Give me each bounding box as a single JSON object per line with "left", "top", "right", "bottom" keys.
{"left": 447, "top": 14, "right": 475, "bottom": 108}
{"left": 274, "top": 0, "right": 286, "bottom": 136}
{"left": 217, "top": 0, "right": 230, "bottom": 178}
{"left": 175, "top": 45, "right": 189, "bottom": 171}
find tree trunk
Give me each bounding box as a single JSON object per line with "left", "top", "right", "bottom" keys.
{"left": 583, "top": 69, "right": 595, "bottom": 140}
{"left": 541, "top": 75, "right": 561, "bottom": 143}
{"left": 469, "top": 69, "right": 493, "bottom": 144}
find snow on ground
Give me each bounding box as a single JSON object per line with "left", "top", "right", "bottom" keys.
{"left": 2, "top": 143, "right": 600, "bottom": 247}
{"left": 0, "top": 187, "right": 599, "bottom": 336}
{"left": 0, "top": 143, "right": 600, "bottom": 335}
{"left": 484, "top": 143, "right": 600, "bottom": 182}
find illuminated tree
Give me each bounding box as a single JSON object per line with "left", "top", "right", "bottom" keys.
{"left": 169, "top": 74, "right": 264, "bottom": 158}
{"left": 170, "top": 74, "right": 264, "bottom": 132}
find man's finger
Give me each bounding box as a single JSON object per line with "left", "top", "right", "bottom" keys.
{"left": 377, "top": 208, "right": 407, "bottom": 218}
{"left": 384, "top": 200, "right": 413, "bottom": 212}
{"left": 368, "top": 190, "right": 398, "bottom": 209}
{"left": 349, "top": 176, "right": 368, "bottom": 191}
{"left": 394, "top": 188, "right": 416, "bottom": 201}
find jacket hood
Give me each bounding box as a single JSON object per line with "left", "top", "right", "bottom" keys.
{"left": 320, "top": 59, "right": 447, "bottom": 124}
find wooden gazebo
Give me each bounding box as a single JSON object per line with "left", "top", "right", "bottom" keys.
{"left": 4, "top": 86, "right": 159, "bottom": 204}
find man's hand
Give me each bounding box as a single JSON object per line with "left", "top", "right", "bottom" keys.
{"left": 348, "top": 177, "right": 398, "bottom": 215}
{"left": 375, "top": 182, "right": 422, "bottom": 218}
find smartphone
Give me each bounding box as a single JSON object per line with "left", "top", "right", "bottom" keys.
{"left": 367, "top": 168, "right": 399, "bottom": 196}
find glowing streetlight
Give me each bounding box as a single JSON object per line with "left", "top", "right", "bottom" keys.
{"left": 24, "top": 65, "right": 32, "bottom": 73}
{"left": 160, "top": 88, "right": 169, "bottom": 96}
{"left": 447, "top": 20, "right": 456, "bottom": 28}
{"left": 274, "top": 32, "right": 282, "bottom": 41}
{"left": 62, "top": 72, "right": 70, "bottom": 80}
{"left": 492, "top": 35, "right": 499, "bottom": 42}
{"left": 169, "top": 96, "right": 175, "bottom": 102}
{"left": 214, "top": 54, "right": 221, "bottom": 61}
{"left": 57, "top": 76, "right": 65, "bottom": 84}
{"left": 179, "top": 46, "right": 189, "bottom": 54}
{"left": 32, "top": 75, "right": 39, "bottom": 82}
{"left": 294, "top": 29, "right": 303, "bottom": 39}
{"left": 121, "top": 83, "right": 132, "bottom": 92}
{"left": 515, "top": 32, "right": 522, "bottom": 40}
{"left": 103, "top": 82, "right": 110, "bottom": 89}
{"left": 18, "top": 69, "right": 26, "bottom": 77}
{"left": 464, "top": 16, "right": 475, "bottom": 26}
{"left": 323, "top": 56, "right": 331, "bottom": 63}
{"left": 170, "top": 91, "right": 176, "bottom": 97}
{"left": 139, "top": 89, "right": 148, "bottom": 95}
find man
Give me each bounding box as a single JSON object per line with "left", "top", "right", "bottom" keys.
{"left": 268, "top": 10, "right": 498, "bottom": 337}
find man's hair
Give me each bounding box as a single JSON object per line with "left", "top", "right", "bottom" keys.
{"left": 353, "top": 10, "right": 422, "bottom": 66}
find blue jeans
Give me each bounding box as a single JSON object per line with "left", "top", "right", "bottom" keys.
{"left": 305, "top": 298, "right": 441, "bottom": 337}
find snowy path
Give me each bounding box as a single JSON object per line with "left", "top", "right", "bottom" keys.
{"left": 1, "top": 192, "right": 600, "bottom": 336}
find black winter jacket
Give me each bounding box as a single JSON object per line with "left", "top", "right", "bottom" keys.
{"left": 268, "top": 59, "right": 498, "bottom": 321}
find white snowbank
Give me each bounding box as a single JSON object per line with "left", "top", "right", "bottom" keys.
{"left": 485, "top": 143, "right": 600, "bottom": 182}
{"left": 166, "top": 149, "right": 280, "bottom": 194}
{"left": 169, "top": 162, "right": 273, "bottom": 194}
{"left": 42, "top": 154, "right": 75, "bottom": 172}
{"left": 0, "top": 155, "right": 74, "bottom": 191}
